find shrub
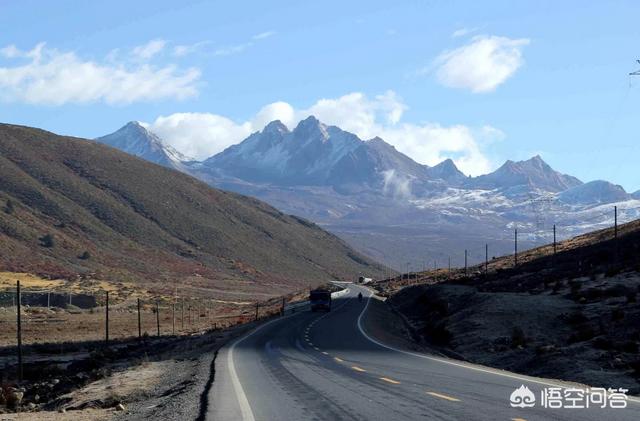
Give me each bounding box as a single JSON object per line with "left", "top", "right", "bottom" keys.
{"left": 3, "top": 199, "right": 14, "bottom": 214}
{"left": 620, "top": 341, "right": 639, "bottom": 353}
{"left": 611, "top": 308, "right": 625, "bottom": 321}
{"left": 568, "top": 324, "right": 596, "bottom": 343}
{"left": 511, "top": 327, "right": 527, "bottom": 348}
{"left": 39, "top": 233, "right": 55, "bottom": 248}
{"left": 78, "top": 251, "right": 91, "bottom": 260}
{"left": 566, "top": 311, "right": 588, "bottom": 325}
{"left": 593, "top": 336, "right": 613, "bottom": 350}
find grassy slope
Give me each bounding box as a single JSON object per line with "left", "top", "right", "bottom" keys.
{"left": 0, "top": 123, "right": 385, "bottom": 293}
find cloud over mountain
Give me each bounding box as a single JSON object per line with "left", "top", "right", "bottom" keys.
{"left": 146, "top": 91, "right": 501, "bottom": 175}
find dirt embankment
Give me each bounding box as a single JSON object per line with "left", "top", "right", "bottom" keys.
{"left": 388, "top": 271, "right": 640, "bottom": 395}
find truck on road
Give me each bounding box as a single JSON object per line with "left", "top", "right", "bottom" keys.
{"left": 309, "top": 289, "right": 332, "bottom": 312}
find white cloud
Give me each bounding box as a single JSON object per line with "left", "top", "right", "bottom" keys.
{"left": 146, "top": 91, "right": 501, "bottom": 175}
{"left": 451, "top": 27, "right": 478, "bottom": 38}
{"left": 382, "top": 169, "right": 412, "bottom": 199}
{"left": 0, "top": 43, "right": 201, "bottom": 105}
{"left": 433, "top": 35, "right": 530, "bottom": 93}
{"left": 149, "top": 113, "right": 252, "bottom": 160}
{"left": 213, "top": 43, "right": 253, "bottom": 56}
{"left": 173, "top": 41, "right": 210, "bottom": 57}
{"left": 252, "top": 31, "right": 276, "bottom": 40}
{"left": 131, "top": 39, "right": 166, "bottom": 60}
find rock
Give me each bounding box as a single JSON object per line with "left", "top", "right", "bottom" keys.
{"left": 27, "top": 402, "right": 36, "bottom": 410}
{"left": 115, "top": 403, "right": 126, "bottom": 411}
{"left": 51, "top": 378, "right": 60, "bottom": 385}
{"left": 58, "top": 408, "right": 66, "bottom": 413}
{"left": 6, "top": 389, "right": 24, "bottom": 408}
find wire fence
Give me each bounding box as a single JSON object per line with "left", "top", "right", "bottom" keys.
{"left": 0, "top": 286, "right": 290, "bottom": 382}
{"left": 389, "top": 205, "right": 639, "bottom": 282}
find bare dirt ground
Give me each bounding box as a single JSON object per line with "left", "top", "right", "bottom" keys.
{"left": 0, "top": 313, "right": 261, "bottom": 419}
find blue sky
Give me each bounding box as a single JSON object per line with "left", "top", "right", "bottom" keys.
{"left": 1, "top": 0, "right": 640, "bottom": 190}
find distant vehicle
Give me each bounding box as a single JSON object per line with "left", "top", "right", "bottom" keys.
{"left": 358, "top": 276, "right": 372, "bottom": 284}
{"left": 309, "top": 289, "right": 332, "bottom": 312}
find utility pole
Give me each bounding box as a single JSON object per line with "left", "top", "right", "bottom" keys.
{"left": 553, "top": 224, "right": 557, "bottom": 255}
{"left": 105, "top": 291, "right": 109, "bottom": 345}
{"left": 156, "top": 300, "right": 160, "bottom": 337}
{"left": 464, "top": 249, "right": 468, "bottom": 276}
{"left": 255, "top": 302, "right": 259, "bottom": 321}
{"left": 448, "top": 257, "right": 451, "bottom": 278}
{"left": 137, "top": 298, "right": 142, "bottom": 339}
{"left": 485, "top": 244, "right": 488, "bottom": 274}
{"left": 406, "top": 262, "right": 410, "bottom": 280}
{"left": 16, "top": 281, "right": 22, "bottom": 383}
{"left": 614, "top": 205, "right": 618, "bottom": 239}
{"left": 514, "top": 228, "right": 518, "bottom": 267}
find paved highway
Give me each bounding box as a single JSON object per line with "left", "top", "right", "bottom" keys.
{"left": 208, "top": 285, "right": 640, "bottom": 420}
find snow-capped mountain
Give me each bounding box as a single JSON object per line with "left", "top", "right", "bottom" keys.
{"left": 98, "top": 117, "right": 640, "bottom": 270}
{"left": 465, "top": 155, "right": 582, "bottom": 193}
{"left": 96, "top": 122, "right": 192, "bottom": 171}
{"left": 204, "top": 117, "right": 363, "bottom": 185}
{"left": 559, "top": 180, "right": 630, "bottom": 205}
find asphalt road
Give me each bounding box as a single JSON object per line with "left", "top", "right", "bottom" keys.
{"left": 208, "top": 285, "right": 640, "bottom": 421}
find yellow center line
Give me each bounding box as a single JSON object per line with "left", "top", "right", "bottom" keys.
{"left": 426, "top": 391, "right": 460, "bottom": 402}
{"left": 380, "top": 377, "right": 401, "bottom": 384}
{"left": 334, "top": 357, "right": 344, "bottom": 362}
{"left": 351, "top": 366, "right": 366, "bottom": 372}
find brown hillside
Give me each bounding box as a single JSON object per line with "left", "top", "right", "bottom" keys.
{"left": 385, "top": 219, "right": 640, "bottom": 394}
{"left": 0, "top": 123, "right": 385, "bottom": 296}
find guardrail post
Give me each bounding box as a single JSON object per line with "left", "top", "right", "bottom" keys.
{"left": 255, "top": 302, "right": 259, "bottom": 321}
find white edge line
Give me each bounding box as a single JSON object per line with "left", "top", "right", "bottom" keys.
{"left": 225, "top": 285, "right": 354, "bottom": 421}
{"left": 355, "top": 288, "right": 640, "bottom": 405}
{"left": 228, "top": 312, "right": 300, "bottom": 421}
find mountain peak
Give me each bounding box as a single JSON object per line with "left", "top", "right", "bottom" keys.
{"left": 427, "top": 158, "right": 466, "bottom": 184}
{"left": 263, "top": 120, "right": 290, "bottom": 135}
{"left": 467, "top": 155, "right": 582, "bottom": 192}
{"left": 97, "top": 122, "right": 190, "bottom": 169}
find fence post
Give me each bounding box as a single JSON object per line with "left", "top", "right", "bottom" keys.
{"left": 137, "top": 298, "right": 142, "bottom": 339}
{"left": 614, "top": 205, "right": 618, "bottom": 239}
{"left": 172, "top": 301, "right": 176, "bottom": 335}
{"left": 105, "top": 291, "right": 109, "bottom": 346}
{"left": 16, "top": 281, "right": 23, "bottom": 383}
{"left": 156, "top": 300, "right": 160, "bottom": 337}
{"left": 47, "top": 291, "right": 50, "bottom": 309}
{"left": 255, "top": 302, "right": 259, "bottom": 321}
{"left": 181, "top": 298, "right": 185, "bottom": 330}
{"left": 281, "top": 297, "right": 285, "bottom": 316}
